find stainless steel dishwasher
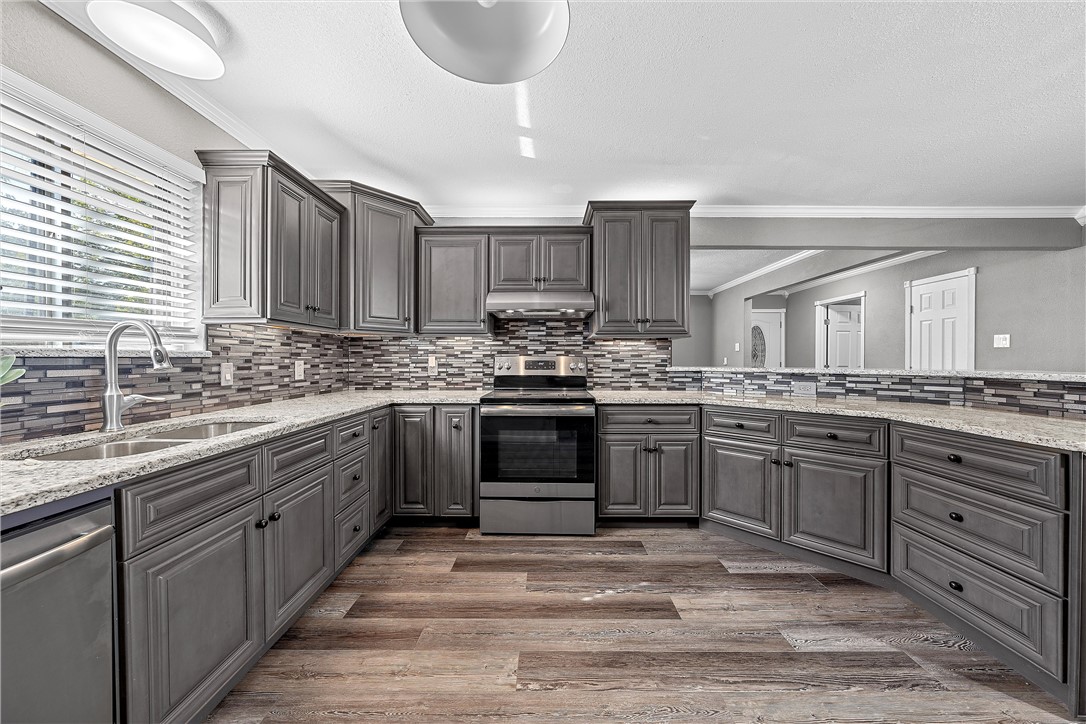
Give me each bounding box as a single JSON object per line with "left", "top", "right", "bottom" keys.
{"left": 1, "top": 501, "right": 115, "bottom": 723}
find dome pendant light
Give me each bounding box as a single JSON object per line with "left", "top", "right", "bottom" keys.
{"left": 86, "top": 0, "right": 225, "bottom": 80}
{"left": 400, "top": 0, "right": 570, "bottom": 85}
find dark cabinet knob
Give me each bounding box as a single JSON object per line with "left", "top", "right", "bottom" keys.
{"left": 353, "top": 473, "right": 361, "bottom": 481}
{"left": 783, "top": 460, "right": 794, "bottom": 467}
{"left": 770, "top": 459, "right": 781, "bottom": 465}
{"left": 653, "top": 446, "right": 661, "bottom": 453}
{"left": 372, "top": 422, "right": 381, "bottom": 430}
{"left": 948, "top": 580, "right": 964, "bottom": 592}
{"left": 452, "top": 421, "right": 462, "bottom": 430}
{"left": 947, "top": 454, "right": 963, "bottom": 463}
{"left": 353, "top": 525, "right": 362, "bottom": 532}
{"left": 303, "top": 304, "right": 312, "bottom": 310}
{"left": 313, "top": 306, "right": 320, "bottom": 312}
{"left": 645, "top": 418, "right": 655, "bottom": 424}
{"left": 352, "top": 431, "right": 361, "bottom": 438}
{"left": 642, "top": 446, "right": 651, "bottom": 452}
{"left": 825, "top": 432, "right": 838, "bottom": 440}
{"left": 269, "top": 511, "right": 282, "bottom": 522}
{"left": 948, "top": 511, "right": 964, "bottom": 522}
{"left": 734, "top": 422, "right": 745, "bottom": 429}
{"left": 255, "top": 519, "right": 269, "bottom": 529}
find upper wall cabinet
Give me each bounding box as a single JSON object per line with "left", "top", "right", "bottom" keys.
{"left": 316, "top": 181, "right": 434, "bottom": 335}
{"left": 584, "top": 201, "right": 694, "bottom": 338}
{"left": 417, "top": 231, "right": 489, "bottom": 335}
{"left": 197, "top": 151, "right": 345, "bottom": 330}
{"left": 489, "top": 231, "right": 590, "bottom": 293}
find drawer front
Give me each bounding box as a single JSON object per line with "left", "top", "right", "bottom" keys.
{"left": 120, "top": 448, "right": 262, "bottom": 559}
{"left": 334, "top": 495, "right": 370, "bottom": 569}
{"left": 703, "top": 407, "right": 780, "bottom": 442}
{"left": 892, "top": 524, "right": 1064, "bottom": 679}
{"left": 784, "top": 414, "right": 886, "bottom": 456}
{"left": 334, "top": 413, "right": 370, "bottom": 456}
{"left": 598, "top": 406, "right": 699, "bottom": 433}
{"left": 892, "top": 467, "right": 1066, "bottom": 594}
{"left": 333, "top": 445, "right": 370, "bottom": 514}
{"left": 891, "top": 424, "right": 1065, "bottom": 509}
{"left": 264, "top": 425, "right": 334, "bottom": 489}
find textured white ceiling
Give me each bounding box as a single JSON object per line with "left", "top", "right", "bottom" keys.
{"left": 690, "top": 249, "right": 800, "bottom": 292}
{"left": 134, "top": 1, "right": 1086, "bottom": 211}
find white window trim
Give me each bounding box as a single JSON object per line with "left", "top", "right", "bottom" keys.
{"left": 1, "top": 66, "right": 208, "bottom": 351}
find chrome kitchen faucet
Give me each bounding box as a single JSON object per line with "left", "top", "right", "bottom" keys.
{"left": 101, "top": 321, "right": 174, "bottom": 432}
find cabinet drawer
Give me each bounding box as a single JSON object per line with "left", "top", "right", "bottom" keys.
{"left": 119, "top": 448, "right": 262, "bottom": 559}
{"left": 891, "top": 524, "right": 1064, "bottom": 680}
{"left": 334, "top": 495, "right": 370, "bottom": 569}
{"left": 891, "top": 425, "right": 1065, "bottom": 509}
{"left": 703, "top": 407, "right": 780, "bottom": 442}
{"left": 334, "top": 413, "right": 370, "bottom": 456}
{"left": 264, "top": 425, "right": 334, "bottom": 489}
{"left": 892, "top": 467, "right": 1065, "bottom": 594}
{"left": 333, "top": 445, "right": 370, "bottom": 514}
{"left": 784, "top": 414, "right": 886, "bottom": 456}
{"left": 598, "top": 406, "right": 699, "bottom": 433}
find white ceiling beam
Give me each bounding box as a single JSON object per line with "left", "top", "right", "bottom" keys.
{"left": 692, "top": 250, "right": 823, "bottom": 297}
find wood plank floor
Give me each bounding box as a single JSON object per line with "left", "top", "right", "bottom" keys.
{"left": 208, "top": 525, "right": 1073, "bottom": 723}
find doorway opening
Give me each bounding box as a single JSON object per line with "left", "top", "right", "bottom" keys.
{"left": 814, "top": 292, "right": 865, "bottom": 369}
{"left": 750, "top": 309, "right": 785, "bottom": 367}
{"left": 904, "top": 267, "right": 976, "bottom": 371}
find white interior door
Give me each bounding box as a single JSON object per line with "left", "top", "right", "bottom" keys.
{"left": 826, "top": 304, "right": 862, "bottom": 369}
{"left": 907, "top": 269, "right": 975, "bottom": 371}
{"left": 750, "top": 311, "right": 784, "bottom": 368}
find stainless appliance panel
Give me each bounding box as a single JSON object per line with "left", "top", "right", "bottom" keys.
{"left": 481, "top": 404, "right": 595, "bottom": 416}
{"left": 480, "top": 499, "right": 596, "bottom": 535}
{"left": 480, "top": 481, "right": 596, "bottom": 499}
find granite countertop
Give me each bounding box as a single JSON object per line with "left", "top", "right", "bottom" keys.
{"left": 667, "top": 366, "right": 1086, "bottom": 383}
{"left": 3, "top": 388, "right": 1084, "bottom": 520}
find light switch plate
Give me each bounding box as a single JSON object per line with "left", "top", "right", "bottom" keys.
{"left": 721, "top": 356, "right": 727, "bottom": 366}
{"left": 734, "top": 342, "right": 741, "bottom": 352}
{"left": 294, "top": 360, "right": 305, "bottom": 381}
{"left": 427, "top": 355, "right": 438, "bottom": 376}
{"left": 993, "top": 334, "right": 1011, "bottom": 348}
{"left": 219, "top": 361, "right": 234, "bottom": 386}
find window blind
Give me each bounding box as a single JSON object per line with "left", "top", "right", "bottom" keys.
{"left": 0, "top": 74, "right": 203, "bottom": 348}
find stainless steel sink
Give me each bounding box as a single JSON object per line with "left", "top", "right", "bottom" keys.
{"left": 34, "top": 440, "right": 187, "bottom": 461}
{"left": 143, "top": 421, "right": 270, "bottom": 440}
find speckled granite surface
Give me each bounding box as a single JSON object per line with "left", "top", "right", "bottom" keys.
{"left": 667, "top": 367, "right": 1086, "bottom": 383}
{"left": 3, "top": 389, "right": 1084, "bottom": 518}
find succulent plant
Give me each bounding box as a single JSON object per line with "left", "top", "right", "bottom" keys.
{"left": 0, "top": 356, "right": 26, "bottom": 407}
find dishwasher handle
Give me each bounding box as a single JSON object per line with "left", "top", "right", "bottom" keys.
{"left": 1, "top": 524, "right": 113, "bottom": 589}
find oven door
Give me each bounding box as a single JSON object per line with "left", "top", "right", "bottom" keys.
{"left": 480, "top": 404, "right": 595, "bottom": 498}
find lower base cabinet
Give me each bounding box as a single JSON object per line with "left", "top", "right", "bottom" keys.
{"left": 394, "top": 405, "right": 477, "bottom": 517}
{"left": 598, "top": 434, "right": 699, "bottom": 517}
{"left": 370, "top": 408, "right": 393, "bottom": 530}
{"left": 702, "top": 436, "right": 780, "bottom": 539}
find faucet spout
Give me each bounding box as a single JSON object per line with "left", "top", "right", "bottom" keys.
{"left": 102, "top": 321, "right": 174, "bottom": 432}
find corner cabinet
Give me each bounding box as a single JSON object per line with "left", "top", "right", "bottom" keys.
{"left": 197, "top": 151, "right": 344, "bottom": 330}
{"left": 417, "top": 232, "right": 489, "bottom": 335}
{"left": 584, "top": 201, "right": 694, "bottom": 338}
{"left": 316, "top": 180, "right": 434, "bottom": 335}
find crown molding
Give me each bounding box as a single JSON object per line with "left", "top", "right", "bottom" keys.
{"left": 692, "top": 205, "right": 1083, "bottom": 219}
{"left": 769, "top": 250, "right": 946, "bottom": 295}
{"left": 40, "top": 0, "right": 274, "bottom": 157}
{"left": 692, "top": 250, "right": 823, "bottom": 296}
{"left": 428, "top": 205, "right": 586, "bottom": 219}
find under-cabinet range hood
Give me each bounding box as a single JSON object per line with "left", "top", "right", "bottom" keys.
{"left": 485, "top": 290, "right": 595, "bottom": 319}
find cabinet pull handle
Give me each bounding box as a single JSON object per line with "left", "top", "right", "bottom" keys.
{"left": 269, "top": 511, "right": 282, "bottom": 522}
{"left": 372, "top": 421, "right": 381, "bottom": 430}
{"left": 783, "top": 460, "right": 794, "bottom": 467}
{"left": 352, "top": 431, "right": 361, "bottom": 438}
{"left": 353, "top": 525, "right": 362, "bottom": 533}
{"left": 770, "top": 458, "right": 781, "bottom": 465}
{"left": 948, "top": 580, "right": 964, "bottom": 592}
{"left": 948, "top": 511, "right": 964, "bottom": 522}
{"left": 353, "top": 473, "right": 361, "bottom": 481}
{"left": 255, "top": 519, "right": 269, "bottom": 529}
{"left": 947, "top": 453, "right": 963, "bottom": 463}
{"left": 825, "top": 432, "right": 838, "bottom": 440}
{"left": 642, "top": 446, "right": 651, "bottom": 452}
{"left": 734, "top": 422, "right": 745, "bottom": 429}
{"left": 653, "top": 446, "right": 661, "bottom": 453}
{"left": 313, "top": 306, "right": 320, "bottom": 312}
{"left": 304, "top": 304, "right": 312, "bottom": 311}
{"left": 645, "top": 417, "right": 655, "bottom": 424}
{"left": 452, "top": 421, "right": 461, "bottom": 430}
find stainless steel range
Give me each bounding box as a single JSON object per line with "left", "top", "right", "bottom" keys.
{"left": 479, "top": 355, "right": 596, "bottom": 535}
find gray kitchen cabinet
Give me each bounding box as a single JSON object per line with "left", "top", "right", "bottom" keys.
{"left": 489, "top": 231, "right": 590, "bottom": 292}
{"left": 263, "top": 465, "right": 334, "bottom": 640}
{"left": 418, "top": 232, "right": 489, "bottom": 335}
{"left": 703, "top": 436, "right": 781, "bottom": 539}
{"left": 436, "top": 406, "right": 476, "bottom": 516}
{"left": 598, "top": 435, "right": 649, "bottom": 516}
{"left": 584, "top": 201, "right": 694, "bottom": 337}
{"left": 490, "top": 234, "right": 537, "bottom": 291}
{"left": 598, "top": 433, "right": 698, "bottom": 517}
{"left": 124, "top": 501, "right": 265, "bottom": 724}
{"left": 649, "top": 434, "right": 699, "bottom": 515}
{"left": 315, "top": 180, "right": 434, "bottom": 334}
{"left": 781, "top": 447, "right": 888, "bottom": 570}
{"left": 198, "top": 151, "right": 344, "bottom": 330}
{"left": 394, "top": 406, "right": 435, "bottom": 515}
{"left": 370, "top": 408, "right": 394, "bottom": 530}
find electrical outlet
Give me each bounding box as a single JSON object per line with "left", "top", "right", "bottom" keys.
{"left": 294, "top": 360, "right": 305, "bottom": 381}
{"left": 792, "top": 381, "right": 817, "bottom": 396}
{"left": 427, "top": 355, "right": 438, "bottom": 376}
{"left": 219, "top": 361, "right": 234, "bottom": 386}
{"left": 993, "top": 334, "right": 1011, "bottom": 348}
{"left": 721, "top": 356, "right": 727, "bottom": 366}
{"left": 734, "top": 342, "right": 741, "bottom": 352}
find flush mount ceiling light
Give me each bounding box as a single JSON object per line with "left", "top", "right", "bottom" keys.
{"left": 86, "top": 0, "right": 224, "bottom": 80}
{"left": 400, "top": 0, "right": 570, "bottom": 84}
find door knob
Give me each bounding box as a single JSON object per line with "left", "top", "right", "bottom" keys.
{"left": 734, "top": 422, "right": 745, "bottom": 429}
{"left": 269, "top": 511, "right": 282, "bottom": 522}
{"left": 255, "top": 519, "right": 269, "bottom": 529}
{"left": 948, "top": 580, "right": 964, "bottom": 592}
{"left": 770, "top": 459, "right": 781, "bottom": 465}
{"left": 353, "top": 525, "right": 362, "bottom": 532}
{"left": 782, "top": 460, "right": 794, "bottom": 467}
{"left": 947, "top": 454, "right": 963, "bottom": 463}
{"left": 353, "top": 473, "right": 361, "bottom": 481}
{"left": 948, "top": 511, "right": 964, "bottom": 522}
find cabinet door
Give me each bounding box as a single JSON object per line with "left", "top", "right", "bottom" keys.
{"left": 591, "top": 212, "right": 642, "bottom": 336}
{"left": 394, "top": 406, "right": 434, "bottom": 515}
{"left": 418, "top": 234, "right": 488, "bottom": 335}
{"left": 641, "top": 210, "right": 689, "bottom": 335}
{"left": 202, "top": 165, "right": 264, "bottom": 321}
{"left": 267, "top": 169, "right": 311, "bottom": 325}
{"left": 649, "top": 434, "right": 699, "bottom": 516}
{"left": 370, "top": 408, "right": 394, "bottom": 530}
{"left": 598, "top": 434, "right": 649, "bottom": 516}
{"left": 489, "top": 235, "right": 538, "bottom": 291}
{"left": 355, "top": 197, "right": 413, "bottom": 333}
{"left": 436, "top": 406, "right": 476, "bottom": 516}
{"left": 124, "top": 501, "right": 264, "bottom": 724}
{"left": 703, "top": 437, "right": 780, "bottom": 539}
{"left": 263, "top": 466, "right": 334, "bottom": 640}
{"left": 539, "top": 234, "right": 590, "bottom": 291}
{"left": 309, "top": 197, "right": 341, "bottom": 328}
{"left": 782, "top": 448, "right": 887, "bottom": 570}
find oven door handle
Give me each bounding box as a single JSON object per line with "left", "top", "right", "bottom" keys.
{"left": 480, "top": 404, "right": 596, "bottom": 417}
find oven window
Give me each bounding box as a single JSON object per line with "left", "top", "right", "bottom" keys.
{"left": 481, "top": 415, "right": 594, "bottom": 484}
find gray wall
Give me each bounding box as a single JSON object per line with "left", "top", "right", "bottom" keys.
{"left": 1, "top": 1, "right": 243, "bottom": 166}
{"left": 784, "top": 247, "right": 1086, "bottom": 373}
{"left": 672, "top": 295, "right": 714, "bottom": 366}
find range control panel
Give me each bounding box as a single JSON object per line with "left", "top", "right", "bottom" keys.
{"left": 494, "top": 355, "right": 587, "bottom": 376}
